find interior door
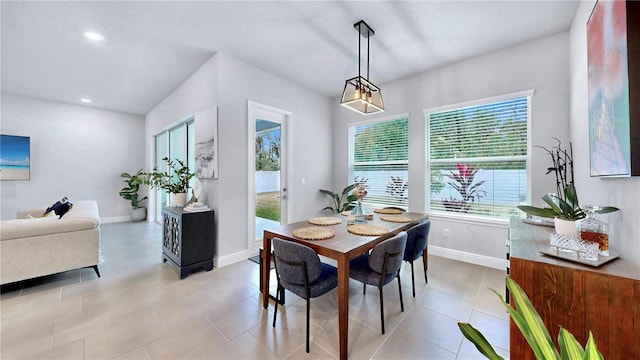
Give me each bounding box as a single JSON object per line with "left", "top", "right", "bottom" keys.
{"left": 248, "top": 102, "right": 290, "bottom": 255}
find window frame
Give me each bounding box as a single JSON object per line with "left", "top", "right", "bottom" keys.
{"left": 423, "top": 89, "right": 534, "bottom": 219}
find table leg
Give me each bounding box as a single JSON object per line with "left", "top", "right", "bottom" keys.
{"left": 337, "top": 254, "right": 349, "bottom": 360}
{"left": 262, "top": 234, "right": 271, "bottom": 309}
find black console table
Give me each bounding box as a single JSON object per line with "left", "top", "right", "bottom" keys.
{"left": 162, "top": 207, "right": 215, "bottom": 279}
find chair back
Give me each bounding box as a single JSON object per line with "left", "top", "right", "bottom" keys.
{"left": 369, "top": 232, "right": 407, "bottom": 275}
{"left": 404, "top": 220, "right": 431, "bottom": 262}
{"left": 273, "top": 238, "right": 322, "bottom": 285}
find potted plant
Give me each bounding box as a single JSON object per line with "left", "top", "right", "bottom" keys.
{"left": 517, "top": 139, "right": 618, "bottom": 234}
{"left": 144, "top": 157, "right": 195, "bottom": 207}
{"left": 319, "top": 183, "right": 358, "bottom": 213}
{"left": 119, "top": 169, "right": 148, "bottom": 221}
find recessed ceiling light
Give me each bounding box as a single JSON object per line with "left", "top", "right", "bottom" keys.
{"left": 84, "top": 32, "right": 104, "bottom": 41}
{"left": 81, "top": 98, "right": 92, "bottom": 103}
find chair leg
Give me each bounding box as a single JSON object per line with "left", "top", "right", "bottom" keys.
{"left": 272, "top": 284, "right": 282, "bottom": 328}
{"left": 378, "top": 286, "right": 385, "bottom": 334}
{"left": 409, "top": 261, "right": 416, "bottom": 297}
{"left": 305, "top": 297, "right": 311, "bottom": 353}
{"left": 363, "top": 283, "right": 366, "bottom": 294}
{"left": 422, "top": 250, "right": 428, "bottom": 284}
{"left": 397, "top": 273, "right": 404, "bottom": 312}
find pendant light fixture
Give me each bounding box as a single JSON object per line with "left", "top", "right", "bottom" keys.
{"left": 340, "top": 20, "right": 384, "bottom": 115}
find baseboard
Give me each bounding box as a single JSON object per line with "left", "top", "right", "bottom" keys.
{"left": 429, "top": 245, "right": 506, "bottom": 270}
{"left": 217, "top": 250, "right": 252, "bottom": 268}
{"left": 101, "top": 216, "right": 131, "bottom": 224}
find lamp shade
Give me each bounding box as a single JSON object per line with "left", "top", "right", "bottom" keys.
{"left": 340, "top": 76, "right": 384, "bottom": 115}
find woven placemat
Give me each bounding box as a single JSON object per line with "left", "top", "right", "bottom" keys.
{"left": 380, "top": 215, "right": 413, "bottom": 223}
{"left": 292, "top": 226, "right": 335, "bottom": 240}
{"left": 308, "top": 217, "right": 342, "bottom": 226}
{"left": 373, "top": 208, "right": 403, "bottom": 214}
{"left": 347, "top": 224, "right": 389, "bottom": 236}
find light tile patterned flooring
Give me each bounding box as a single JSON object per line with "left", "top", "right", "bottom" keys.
{"left": 1, "top": 221, "right": 510, "bottom": 359}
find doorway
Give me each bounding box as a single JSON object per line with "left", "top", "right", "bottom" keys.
{"left": 247, "top": 101, "right": 291, "bottom": 255}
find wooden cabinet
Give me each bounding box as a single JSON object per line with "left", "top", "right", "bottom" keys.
{"left": 162, "top": 207, "right": 215, "bottom": 279}
{"left": 509, "top": 219, "right": 640, "bottom": 359}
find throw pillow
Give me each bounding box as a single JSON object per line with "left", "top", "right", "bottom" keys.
{"left": 43, "top": 197, "right": 73, "bottom": 218}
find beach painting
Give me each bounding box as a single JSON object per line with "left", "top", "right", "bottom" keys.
{"left": 0, "top": 134, "right": 30, "bottom": 180}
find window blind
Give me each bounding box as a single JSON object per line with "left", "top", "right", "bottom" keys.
{"left": 350, "top": 117, "right": 409, "bottom": 208}
{"left": 426, "top": 97, "right": 529, "bottom": 218}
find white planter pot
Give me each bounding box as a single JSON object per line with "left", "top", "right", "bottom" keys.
{"left": 554, "top": 217, "right": 577, "bottom": 236}
{"left": 171, "top": 193, "right": 188, "bottom": 207}
{"left": 130, "top": 207, "right": 147, "bottom": 222}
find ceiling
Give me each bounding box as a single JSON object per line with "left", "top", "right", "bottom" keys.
{"left": 1, "top": 1, "right": 579, "bottom": 116}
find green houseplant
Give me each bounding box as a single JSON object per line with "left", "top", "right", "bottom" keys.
{"left": 458, "top": 277, "right": 603, "bottom": 360}
{"left": 119, "top": 169, "right": 148, "bottom": 221}
{"left": 319, "top": 183, "right": 358, "bottom": 213}
{"left": 144, "top": 157, "right": 195, "bottom": 206}
{"left": 517, "top": 139, "right": 618, "bottom": 231}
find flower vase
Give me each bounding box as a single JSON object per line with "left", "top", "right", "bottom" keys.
{"left": 554, "top": 217, "right": 576, "bottom": 236}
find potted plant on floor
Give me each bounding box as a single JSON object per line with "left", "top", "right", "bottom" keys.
{"left": 516, "top": 139, "right": 618, "bottom": 235}
{"left": 319, "top": 183, "right": 358, "bottom": 213}
{"left": 119, "top": 169, "right": 148, "bottom": 221}
{"left": 144, "top": 157, "right": 195, "bottom": 207}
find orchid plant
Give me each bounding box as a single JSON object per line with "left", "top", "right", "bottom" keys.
{"left": 442, "top": 163, "right": 487, "bottom": 213}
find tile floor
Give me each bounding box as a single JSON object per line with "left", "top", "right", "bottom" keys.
{"left": 1, "top": 221, "right": 510, "bottom": 359}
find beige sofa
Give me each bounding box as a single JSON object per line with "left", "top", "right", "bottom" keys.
{"left": 0, "top": 200, "right": 100, "bottom": 285}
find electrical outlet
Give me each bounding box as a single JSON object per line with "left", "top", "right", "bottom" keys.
{"left": 443, "top": 228, "right": 450, "bottom": 237}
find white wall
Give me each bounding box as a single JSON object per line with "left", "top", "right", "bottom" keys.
{"left": 332, "top": 32, "right": 571, "bottom": 268}
{"left": 570, "top": 1, "right": 640, "bottom": 266}
{"left": 216, "top": 53, "right": 333, "bottom": 262}
{"left": 146, "top": 52, "right": 333, "bottom": 265}
{"left": 0, "top": 93, "right": 145, "bottom": 221}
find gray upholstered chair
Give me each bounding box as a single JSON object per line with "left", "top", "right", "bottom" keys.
{"left": 348, "top": 232, "right": 407, "bottom": 334}
{"left": 404, "top": 220, "right": 431, "bottom": 297}
{"left": 272, "top": 238, "right": 338, "bottom": 353}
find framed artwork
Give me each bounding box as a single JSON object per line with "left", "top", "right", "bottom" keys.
{"left": 0, "top": 134, "right": 30, "bottom": 180}
{"left": 587, "top": 0, "right": 640, "bottom": 176}
{"left": 194, "top": 107, "right": 219, "bottom": 179}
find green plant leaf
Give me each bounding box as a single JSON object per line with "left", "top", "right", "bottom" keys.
{"left": 594, "top": 206, "right": 619, "bottom": 214}
{"left": 517, "top": 205, "right": 557, "bottom": 218}
{"left": 341, "top": 183, "right": 357, "bottom": 196}
{"left": 497, "top": 278, "right": 560, "bottom": 360}
{"left": 558, "top": 327, "right": 584, "bottom": 360}
{"left": 583, "top": 332, "right": 604, "bottom": 360}
{"left": 542, "top": 194, "right": 564, "bottom": 216}
{"left": 458, "top": 322, "right": 505, "bottom": 360}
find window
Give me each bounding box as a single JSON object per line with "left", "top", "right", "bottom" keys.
{"left": 154, "top": 119, "right": 195, "bottom": 222}
{"left": 349, "top": 115, "right": 409, "bottom": 208}
{"left": 425, "top": 91, "right": 532, "bottom": 218}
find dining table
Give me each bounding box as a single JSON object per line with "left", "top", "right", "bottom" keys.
{"left": 261, "top": 211, "right": 428, "bottom": 360}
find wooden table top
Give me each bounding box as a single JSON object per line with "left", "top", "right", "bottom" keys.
{"left": 264, "top": 212, "right": 428, "bottom": 260}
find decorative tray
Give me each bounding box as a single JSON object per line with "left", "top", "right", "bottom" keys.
{"left": 539, "top": 246, "right": 621, "bottom": 267}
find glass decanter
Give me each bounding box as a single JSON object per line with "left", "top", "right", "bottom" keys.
{"left": 576, "top": 205, "right": 610, "bottom": 256}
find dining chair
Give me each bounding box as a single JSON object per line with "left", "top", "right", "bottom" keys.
{"left": 272, "top": 238, "right": 338, "bottom": 353}
{"left": 349, "top": 232, "right": 407, "bottom": 334}
{"left": 404, "top": 219, "right": 431, "bottom": 297}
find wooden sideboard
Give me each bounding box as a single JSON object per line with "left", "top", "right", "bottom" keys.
{"left": 508, "top": 219, "right": 640, "bottom": 359}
